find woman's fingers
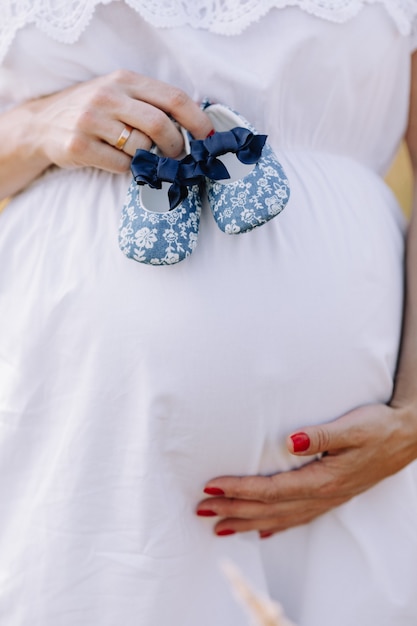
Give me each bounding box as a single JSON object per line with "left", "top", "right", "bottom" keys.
{"left": 116, "top": 70, "right": 213, "bottom": 139}
{"left": 202, "top": 459, "right": 333, "bottom": 504}
{"left": 196, "top": 480, "right": 350, "bottom": 537}
{"left": 209, "top": 495, "right": 348, "bottom": 536}
{"left": 71, "top": 85, "right": 184, "bottom": 157}
{"left": 196, "top": 493, "right": 346, "bottom": 521}
{"left": 106, "top": 123, "right": 154, "bottom": 157}
{"left": 118, "top": 98, "right": 185, "bottom": 157}
{"left": 98, "top": 70, "right": 213, "bottom": 153}
{"left": 197, "top": 496, "right": 281, "bottom": 521}
{"left": 61, "top": 136, "right": 132, "bottom": 173}
{"left": 32, "top": 70, "right": 213, "bottom": 172}
{"left": 198, "top": 404, "right": 416, "bottom": 537}
{"left": 197, "top": 482, "right": 348, "bottom": 518}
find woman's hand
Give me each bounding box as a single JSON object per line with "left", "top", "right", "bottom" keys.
{"left": 30, "top": 70, "right": 213, "bottom": 171}
{"left": 196, "top": 403, "right": 417, "bottom": 537}
{"left": 0, "top": 70, "right": 213, "bottom": 199}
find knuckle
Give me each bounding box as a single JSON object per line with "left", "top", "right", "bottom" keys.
{"left": 316, "top": 472, "right": 339, "bottom": 499}
{"left": 227, "top": 477, "right": 244, "bottom": 499}
{"left": 65, "top": 133, "right": 88, "bottom": 158}
{"left": 263, "top": 492, "right": 278, "bottom": 505}
{"left": 229, "top": 477, "right": 252, "bottom": 501}
{"left": 74, "top": 109, "right": 96, "bottom": 132}
{"left": 226, "top": 476, "right": 277, "bottom": 504}
{"left": 167, "top": 87, "right": 189, "bottom": 111}
{"left": 217, "top": 497, "right": 239, "bottom": 517}
{"left": 88, "top": 86, "right": 116, "bottom": 109}
{"left": 260, "top": 478, "right": 278, "bottom": 504}
{"left": 147, "top": 110, "right": 168, "bottom": 136}
{"left": 110, "top": 68, "right": 135, "bottom": 85}
{"left": 315, "top": 427, "right": 331, "bottom": 451}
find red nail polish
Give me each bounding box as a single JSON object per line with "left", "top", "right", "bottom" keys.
{"left": 290, "top": 432, "right": 310, "bottom": 452}
{"left": 260, "top": 532, "right": 273, "bottom": 539}
{"left": 216, "top": 529, "right": 235, "bottom": 536}
{"left": 206, "top": 129, "right": 215, "bottom": 137}
{"left": 196, "top": 509, "right": 217, "bottom": 517}
{"left": 204, "top": 487, "right": 225, "bottom": 496}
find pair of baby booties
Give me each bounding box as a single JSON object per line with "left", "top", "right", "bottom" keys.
{"left": 118, "top": 101, "right": 290, "bottom": 265}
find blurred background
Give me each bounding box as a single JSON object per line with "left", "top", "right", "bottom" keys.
{"left": 386, "top": 142, "right": 414, "bottom": 218}
{"left": 0, "top": 144, "right": 414, "bottom": 216}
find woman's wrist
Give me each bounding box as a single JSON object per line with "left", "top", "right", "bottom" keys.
{"left": 0, "top": 100, "right": 52, "bottom": 199}
{"left": 20, "top": 98, "right": 54, "bottom": 169}
{"left": 388, "top": 400, "right": 417, "bottom": 466}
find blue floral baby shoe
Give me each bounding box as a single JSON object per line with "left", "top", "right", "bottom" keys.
{"left": 119, "top": 144, "right": 203, "bottom": 265}
{"left": 191, "top": 101, "right": 290, "bottom": 234}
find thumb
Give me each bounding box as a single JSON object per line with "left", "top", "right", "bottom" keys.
{"left": 286, "top": 419, "right": 349, "bottom": 456}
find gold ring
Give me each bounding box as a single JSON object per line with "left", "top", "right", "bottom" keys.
{"left": 115, "top": 124, "right": 133, "bottom": 150}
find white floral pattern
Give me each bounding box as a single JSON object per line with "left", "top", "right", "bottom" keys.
{"left": 1, "top": 0, "right": 416, "bottom": 63}
{"left": 207, "top": 142, "right": 290, "bottom": 234}
{"left": 202, "top": 102, "right": 291, "bottom": 234}
{"left": 119, "top": 180, "right": 202, "bottom": 265}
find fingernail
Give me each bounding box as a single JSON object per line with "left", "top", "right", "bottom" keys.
{"left": 216, "top": 529, "right": 235, "bottom": 536}
{"left": 196, "top": 509, "right": 217, "bottom": 517}
{"left": 260, "top": 532, "right": 273, "bottom": 539}
{"left": 291, "top": 432, "right": 310, "bottom": 452}
{"left": 204, "top": 487, "right": 225, "bottom": 496}
{"left": 206, "top": 129, "right": 215, "bottom": 137}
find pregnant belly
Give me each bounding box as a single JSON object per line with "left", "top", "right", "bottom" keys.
{"left": 0, "top": 154, "right": 406, "bottom": 510}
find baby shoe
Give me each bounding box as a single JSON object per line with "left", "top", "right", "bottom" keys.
{"left": 119, "top": 140, "right": 204, "bottom": 265}
{"left": 191, "top": 101, "right": 290, "bottom": 234}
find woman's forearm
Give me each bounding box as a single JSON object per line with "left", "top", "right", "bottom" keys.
{"left": 390, "top": 51, "right": 417, "bottom": 449}
{"left": 391, "top": 180, "right": 417, "bottom": 417}
{"left": 0, "top": 100, "right": 52, "bottom": 200}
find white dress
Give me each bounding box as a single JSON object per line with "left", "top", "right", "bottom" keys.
{"left": 1, "top": 2, "right": 417, "bottom": 625}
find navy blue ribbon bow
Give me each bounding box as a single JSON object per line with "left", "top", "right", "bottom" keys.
{"left": 190, "top": 127, "right": 267, "bottom": 180}
{"left": 130, "top": 128, "right": 267, "bottom": 210}
{"left": 131, "top": 150, "right": 203, "bottom": 210}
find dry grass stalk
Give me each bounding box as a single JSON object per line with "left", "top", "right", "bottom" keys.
{"left": 221, "top": 560, "right": 297, "bottom": 626}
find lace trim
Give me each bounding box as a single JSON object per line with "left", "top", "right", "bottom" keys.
{"left": 1, "top": 0, "right": 416, "bottom": 63}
